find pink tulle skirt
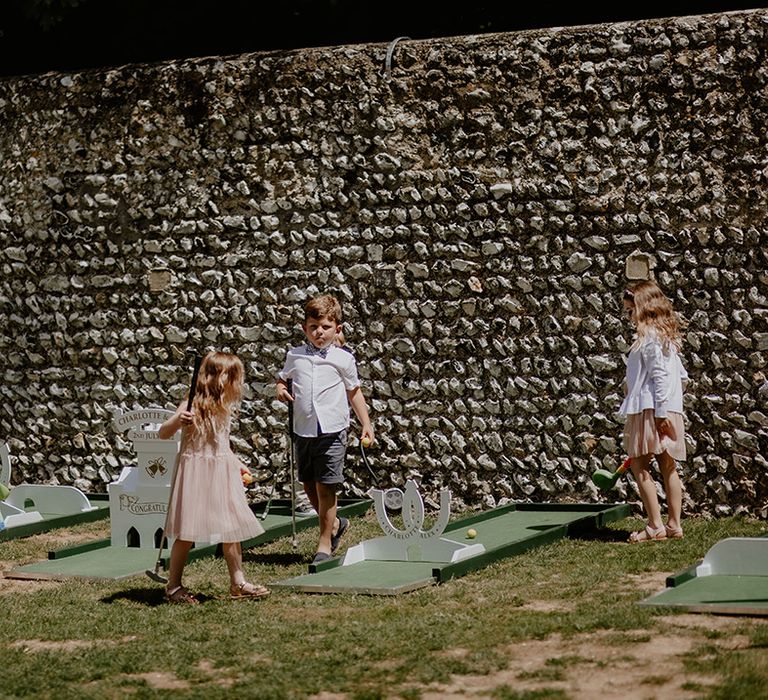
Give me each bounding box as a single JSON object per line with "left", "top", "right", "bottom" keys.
{"left": 165, "top": 450, "right": 264, "bottom": 544}
{"left": 623, "top": 409, "right": 686, "bottom": 461}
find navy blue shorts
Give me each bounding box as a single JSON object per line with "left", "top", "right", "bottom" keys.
{"left": 295, "top": 430, "right": 347, "bottom": 485}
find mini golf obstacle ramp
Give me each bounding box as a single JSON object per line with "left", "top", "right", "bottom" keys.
{"left": 5, "top": 498, "right": 371, "bottom": 580}
{"left": 640, "top": 536, "right": 768, "bottom": 616}
{"left": 0, "top": 492, "right": 109, "bottom": 542}
{"left": 272, "top": 480, "right": 630, "bottom": 595}
{"left": 0, "top": 442, "right": 109, "bottom": 542}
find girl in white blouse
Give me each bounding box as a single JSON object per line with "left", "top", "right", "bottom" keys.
{"left": 620, "top": 281, "right": 688, "bottom": 543}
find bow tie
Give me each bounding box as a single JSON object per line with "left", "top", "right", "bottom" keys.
{"left": 305, "top": 343, "right": 329, "bottom": 359}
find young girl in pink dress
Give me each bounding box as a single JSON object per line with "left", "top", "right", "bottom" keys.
{"left": 619, "top": 281, "right": 688, "bottom": 543}
{"left": 158, "top": 351, "right": 269, "bottom": 603}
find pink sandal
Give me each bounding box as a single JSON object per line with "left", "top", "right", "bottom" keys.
{"left": 628, "top": 525, "right": 667, "bottom": 543}
{"left": 165, "top": 586, "right": 200, "bottom": 605}
{"left": 665, "top": 524, "right": 684, "bottom": 539}
{"left": 230, "top": 581, "right": 271, "bottom": 600}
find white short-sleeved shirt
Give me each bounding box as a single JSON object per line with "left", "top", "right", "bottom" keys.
{"left": 279, "top": 345, "right": 361, "bottom": 437}
{"left": 619, "top": 334, "right": 688, "bottom": 418}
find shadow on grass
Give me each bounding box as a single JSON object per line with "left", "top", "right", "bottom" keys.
{"left": 242, "top": 551, "right": 307, "bottom": 566}
{"left": 571, "top": 528, "right": 632, "bottom": 543}
{"left": 100, "top": 587, "right": 218, "bottom": 606}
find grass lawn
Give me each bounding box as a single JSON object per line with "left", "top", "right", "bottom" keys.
{"left": 1, "top": 511, "right": 766, "bottom": 699}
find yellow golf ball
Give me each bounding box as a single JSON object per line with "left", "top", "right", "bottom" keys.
{"left": 466, "top": 528, "right": 477, "bottom": 539}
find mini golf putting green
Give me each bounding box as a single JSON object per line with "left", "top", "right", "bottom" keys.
{"left": 272, "top": 502, "right": 630, "bottom": 595}
{"left": 640, "top": 535, "right": 768, "bottom": 616}
{"left": 6, "top": 498, "right": 371, "bottom": 581}
{"left": 0, "top": 494, "right": 110, "bottom": 543}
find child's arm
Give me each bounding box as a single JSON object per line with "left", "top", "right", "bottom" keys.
{"left": 642, "top": 340, "right": 675, "bottom": 438}
{"left": 276, "top": 352, "right": 294, "bottom": 402}
{"left": 276, "top": 378, "right": 293, "bottom": 402}
{"left": 347, "top": 386, "right": 374, "bottom": 444}
{"left": 158, "top": 402, "right": 194, "bottom": 439}
{"left": 643, "top": 340, "right": 671, "bottom": 416}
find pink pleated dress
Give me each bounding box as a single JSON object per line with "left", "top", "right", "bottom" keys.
{"left": 623, "top": 409, "right": 687, "bottom": 461}
{"left": 165, "top": 415, "right": 264, "bottom": 544}
{"left": 620, "top": 335, "right": 687, "bottom": 462}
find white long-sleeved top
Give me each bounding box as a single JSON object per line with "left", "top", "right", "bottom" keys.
{"left": 278, "top": 345, "right": 360, "bottom": 437}
{"left": 619, "top": 334, "right": 688, "bottom": 418}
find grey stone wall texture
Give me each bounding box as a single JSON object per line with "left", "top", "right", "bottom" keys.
{"left": 1, "top": 10, "right": 767, "bottom": 517}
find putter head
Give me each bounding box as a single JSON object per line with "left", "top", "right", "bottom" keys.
{"left": 145, "top": 568, "right": 168, "bottom": 584}
{"left": 384, "top": 487, "right": 404, "bottom": 512}
{"left": 591, "top": 468, "right": 621, "bottom": 491}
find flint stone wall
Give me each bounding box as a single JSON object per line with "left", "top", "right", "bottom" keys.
{"left": 1, "top": 10, "right": 767, "bottom": 516}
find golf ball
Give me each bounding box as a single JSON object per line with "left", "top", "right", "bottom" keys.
{"left": 466, "top": 528, "right": 477, "bottom": 539}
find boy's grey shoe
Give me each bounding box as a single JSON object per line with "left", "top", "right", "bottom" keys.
{"left": 295, "top": 492, "right": 317, "bottom": 517}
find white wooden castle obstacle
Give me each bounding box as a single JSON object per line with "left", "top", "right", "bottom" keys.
{"left": 109, "top": 408, "right": 179, "bottom": 548}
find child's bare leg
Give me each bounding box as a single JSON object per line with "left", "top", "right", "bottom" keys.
{"left": 302, "top": 481, "right": 319, "bottom": 512}
{"left": 629, "top": 455, "right": 664, "bottom": 531}
{"left": 222, "top": 541, "right": 245, "bottom": 587}
{"left": 315, "top": 482, "right": 338, "bottom": 555}
{"left": 658, "top": 452, "right": 682, "bottom": 532}
{"left": 167, "top": 538, "right": 193, "bottom": 590}
{"left": 222, "top": 540, "right": 269, "bottom": 597}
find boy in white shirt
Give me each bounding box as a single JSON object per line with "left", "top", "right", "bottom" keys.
{"left": 276, "top": 295, "right": 374, "bottom": 563}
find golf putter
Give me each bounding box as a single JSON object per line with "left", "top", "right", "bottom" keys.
{"left": 146, "top": 353, "right": 203, "bottom": 584}
{"left": 258, "top": 476, "right": 276, "bottom": 521}
{"left": 591, "top": 457, "right": 632, "bottom": 491}
{"left": 287, "top": 379, "right": 298, "bottom": 549}
{"left": 360, "top": 442, "right": 403, "bottom": 512}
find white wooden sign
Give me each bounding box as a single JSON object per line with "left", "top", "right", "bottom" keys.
{"left": 110, "top": 408, "right": 178, "bottom": 549}
{"left": 342, "top": 480, "right": 485, "bottom": 565}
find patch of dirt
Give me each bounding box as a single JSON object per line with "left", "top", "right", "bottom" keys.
{"left": 195, "top": 660, "right": 238, "bottom": 688}
{"left": 624, "top": 572, "right": 671, "bottom": 591}
{"left": 124, "top": 672, "right": 190, "bottom": 690}
{"left": 416, "top": 627, "right": 744, "bottom": 699}
{"left": 436, "top": 647, "right": 471, "bottom": 659}
{"left": 658, "top": 613, "right": 767, "bottom": 633}
{"left": 12, "top": 639, "right": 96, "bottom": 653}
{"left": 370, "top": 656, "right": 404, "bottom": 670}
{"left": 0, "top": 570, "right": 61, "bottom": 596}
{"left": 516, "top": 599, "right": 576, "bottom": 613}
{"left": 12, "top": 636, "right": 137, "bottom": 653}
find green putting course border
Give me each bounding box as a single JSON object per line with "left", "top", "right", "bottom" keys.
{"left": 639, "top": 533, "right": 768, "bottom": 616}
{"left": 6, "top": 498, "right": 372, "bottom": 580}
{"left": 0, "top": 493, "right": 110, "bottom": 543}
{"left": 273, "top": 501, "right": 631, "bottom": 595}
{"left": 640, "top": 576, "right": 768, "bottom": 616}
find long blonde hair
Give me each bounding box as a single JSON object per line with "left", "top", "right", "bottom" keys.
{"left": 626, "top": 280, "right": 683, "bottom": 352}
{"left": 190, "top": 352, "right": 244, "bottom": 436}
